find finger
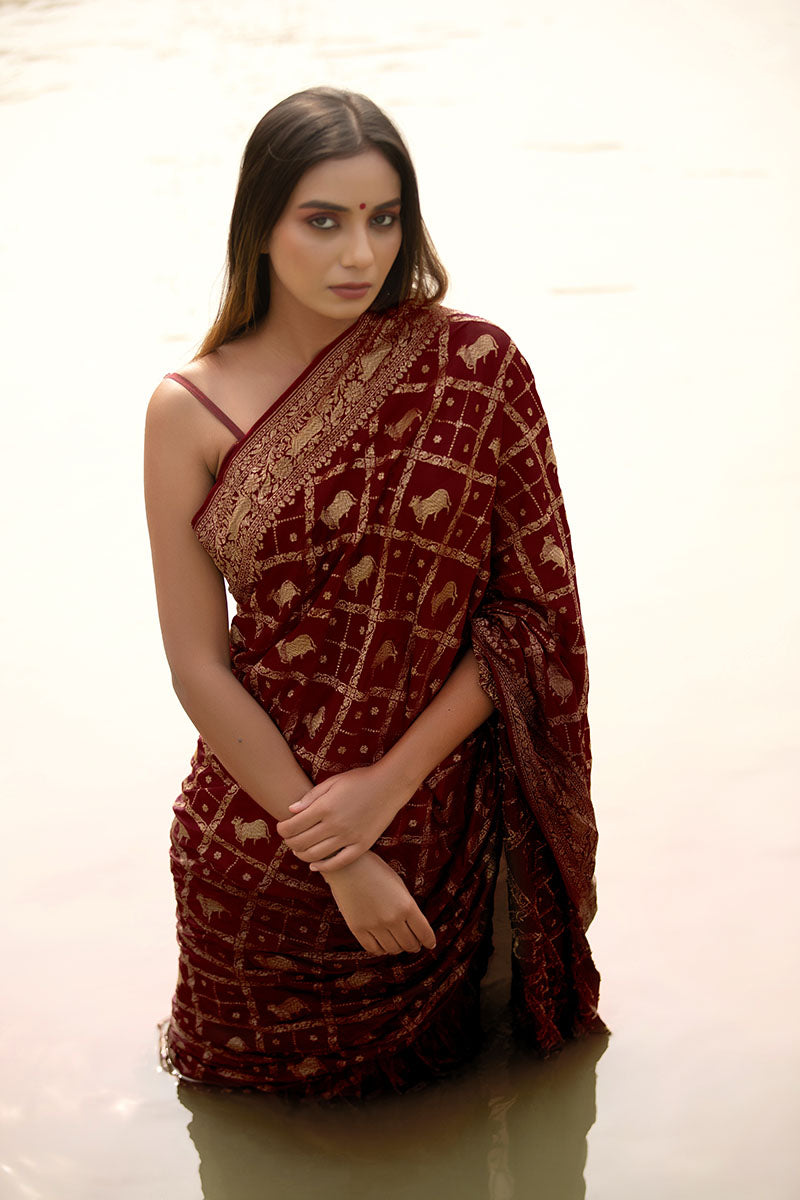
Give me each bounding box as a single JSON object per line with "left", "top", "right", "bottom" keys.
{"left": 310, "top": 845, "right": 362, "bottom": 873}
{"left": 287, "top": 795, "right": 316, "bottom": 813}
{"left": 282, "top": 830, "right": 325, "bottom": 852}
{"left": 407, "top": 911, "right": 436, "bottom": 951}
{"left": 392, "top": 921, "right": 423, "bottom": 954}
{"left": 373, "top": 930, "right": 404, "bottom": 956}
{"left": 359, "top": 932, "right": 384, "bottom": 957}
{"left": 288, "top": 779, "right": 335, "bottom": 812}
{"left": 292, "top": 836, "right": 346, "bottom": 862}
{"left": 278, "top": 817, "right": 326, "bottom": 846}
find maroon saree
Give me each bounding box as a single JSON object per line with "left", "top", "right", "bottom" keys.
{"left": 161, "top": 302, "right": 607, "bottom": 1098}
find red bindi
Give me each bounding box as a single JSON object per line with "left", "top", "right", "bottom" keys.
{"left": 359, "top": 203, "right": 366, "bottom": 210}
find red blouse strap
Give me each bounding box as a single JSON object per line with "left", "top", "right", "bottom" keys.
{"left": 164, "top": 372, "right": 246, "bottom": 440}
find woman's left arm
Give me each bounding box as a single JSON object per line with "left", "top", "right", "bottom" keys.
{"left": 380, "top": 647, "right": 496, "bottom": 792}
{"left": 276, "top": 648, "right": 495, "bottom": 872}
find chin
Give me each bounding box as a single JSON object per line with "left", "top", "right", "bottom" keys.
{"left": 322, "top": 297, "right": 372, "bottom": 319}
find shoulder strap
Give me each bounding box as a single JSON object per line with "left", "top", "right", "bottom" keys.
{"left": 164, "top": 372, "right": 246, "bottom": 440}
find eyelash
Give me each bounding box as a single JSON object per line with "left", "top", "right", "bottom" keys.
{"left": 308, "top": 213, "right": 399, "bottom": 231}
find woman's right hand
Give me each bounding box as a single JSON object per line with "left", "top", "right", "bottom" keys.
{"left": 324, "top": 851, "right": 437, "bottom": 957}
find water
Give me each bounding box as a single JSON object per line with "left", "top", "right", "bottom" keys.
{"left": 1, "top": 0, "right": 798, "bottom": 1196}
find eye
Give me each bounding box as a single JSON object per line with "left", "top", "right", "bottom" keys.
{"left": 372, "top": 212, "right": 399, "bottom": 228}
{"left": 308, "top": 215, "right": 338, "bottom": 230}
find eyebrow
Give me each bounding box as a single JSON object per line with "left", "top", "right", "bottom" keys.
{"left": 296, "top": 197, "right": 402, "bottom": 212}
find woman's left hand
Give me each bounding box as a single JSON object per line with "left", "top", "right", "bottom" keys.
{"left": 275, "top": 763, "right": 415, "bottom": 873}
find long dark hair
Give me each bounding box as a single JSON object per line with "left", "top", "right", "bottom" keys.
{"left": 195, "top": 87, "right": 448, "bottom": 358}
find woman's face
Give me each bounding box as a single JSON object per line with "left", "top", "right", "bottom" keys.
{"left": 265, "top": 148, "right": 403, "bottom": 324}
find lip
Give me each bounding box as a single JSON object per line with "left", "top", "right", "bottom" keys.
{"left": 329, "top": 283, "right": 372, "bottom": 298}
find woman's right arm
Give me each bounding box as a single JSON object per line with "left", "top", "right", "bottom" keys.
{"left": 144, "top": 380, "right": 312, "bottom": 820}
{"left": 143, "top": 380, "right": 435, "bottom": 956}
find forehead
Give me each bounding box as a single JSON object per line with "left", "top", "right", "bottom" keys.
{"left": 291, "top": 149, "right": 401, "bottom": 203}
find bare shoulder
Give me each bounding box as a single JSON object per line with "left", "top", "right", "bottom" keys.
{"left": 149, "top": 344, "right": 252, "bottom": 427}
{"left": 146, "top": 373, "right": 195, "bottom": 430}
{"left": 144, "top": 375, "right": 217, "bottom": 527}
{"left": 146, "top": 354, "right": 217, "bottom": 425}
{"left": 145, "top": 354, "right": 233, "bottom": 478}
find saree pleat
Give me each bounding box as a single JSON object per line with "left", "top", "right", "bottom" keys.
{"left": 161, "top": 302, "right": 607, "bottom": 1098}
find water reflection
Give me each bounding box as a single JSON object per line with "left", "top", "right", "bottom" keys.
{"left": 178, "top": 1029, "right": 607, "bottom": 1200}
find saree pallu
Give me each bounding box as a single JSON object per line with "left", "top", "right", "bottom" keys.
{"left": 163, "top": 302, "right": 608, "bottom": 1099}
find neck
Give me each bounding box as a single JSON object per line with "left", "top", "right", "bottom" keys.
{"left": 249, "top": 285, "right": 362, "bottom": 374}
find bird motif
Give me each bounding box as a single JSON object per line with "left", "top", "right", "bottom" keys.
{"left": 540, "top": 534, "right": 567, "bottom": 573}
{"left": 547, "top": 666, "right": 574, "bottom": 702}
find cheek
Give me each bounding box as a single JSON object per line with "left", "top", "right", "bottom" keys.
{"left": 389, "top": 236, "right": 403, "bottom": 269}
{"left": 380, "top": 230, "right": 402, "bottom": 264}
{"left": 270, "top": 226, "right": 320, "bottom": 272}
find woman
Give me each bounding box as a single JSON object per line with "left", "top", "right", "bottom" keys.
{"left": 145, "top": 86, "right": 607, "bottom": 1100}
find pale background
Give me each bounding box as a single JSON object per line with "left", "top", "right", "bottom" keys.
{"left": 1, "top": 1, "right": 797, "bottom": 1197}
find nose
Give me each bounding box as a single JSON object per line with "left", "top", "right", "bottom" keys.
{"left": 340, "top": 223, "right": 375, "bottom": 271}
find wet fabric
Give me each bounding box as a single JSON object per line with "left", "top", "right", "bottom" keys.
{"left": 162, "top": 301, "right": 607, "bottom": 1098}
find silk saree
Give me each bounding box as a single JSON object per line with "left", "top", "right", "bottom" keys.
{"left": 161, "top": 301, "right": 607, "bottom": 1098}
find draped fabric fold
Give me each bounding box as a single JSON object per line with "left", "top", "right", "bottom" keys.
{"left": 161, "top": 302, "right": 607, "bottom": 1098}
{"left": 467, "top": 346, "right": 606, "bottom": 1048}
